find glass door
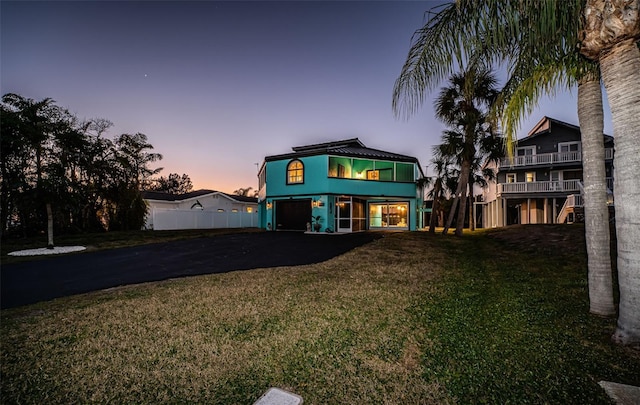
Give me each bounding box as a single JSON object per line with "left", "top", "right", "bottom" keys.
{"left": 336, "top": 197, "right": 351, "bottom": 232}
{"left": 369, "top": 202, "right": 409, "bottom": 229}
{"left": 550, "top": 170, "right": 562, "bottom": 190}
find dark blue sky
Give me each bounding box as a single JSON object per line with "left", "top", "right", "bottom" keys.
{"left": 1, "top": 1, "right": 611, "bottom": 192}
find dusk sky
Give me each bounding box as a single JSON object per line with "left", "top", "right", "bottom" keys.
{"left": 1, "top": 1, "right": 613, "bottom": 194}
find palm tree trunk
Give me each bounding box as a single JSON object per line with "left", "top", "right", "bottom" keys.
{"left": 468, "top": 176, "right": 475, "bottom": 231}
{"left": 453, "top": 160, "right": 471, "bottom": 236}
{"left": 442, "top": 176, "right": 462, "bottom": 235}
{"left": 442, "top": 194, "right": 458, "bottom": 235}
{"left": 46, "top": 203, "right": 54, "bottom": 249}
{"left": 577, "top": 74, "right": 615, "bottom": 317}
{"left": 599, "top": 39, "right": 640, "bottom": 345}
{"left": 429, "top": 183, "right": 441, "bottom": 234}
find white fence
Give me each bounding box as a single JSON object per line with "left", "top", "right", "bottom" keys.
{"left": 150, "top": 209, "right": 259, "bottom": 230}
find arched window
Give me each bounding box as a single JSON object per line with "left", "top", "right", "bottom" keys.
{"left": 287, "top": 159, "right": 304, "bottom": 184}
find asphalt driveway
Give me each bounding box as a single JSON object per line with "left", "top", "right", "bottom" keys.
{"left": 1, "top": 231, "right": 382, "bottom": 309}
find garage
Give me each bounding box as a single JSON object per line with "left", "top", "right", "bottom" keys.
{"left": 275, "top": 199, "right": 311, "bottom": 230}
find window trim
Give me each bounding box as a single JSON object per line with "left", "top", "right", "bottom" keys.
{"left": 516, "top": 146, "right": 536, "bottom": 156}
{"left": 525, "top": 171, "right": 536, "bottom": 183}
{"left": 286, "top": 159, "right": 305, "bottom": 185}
{"left": 558, "top": 141, "right": 581, "bottom": 153}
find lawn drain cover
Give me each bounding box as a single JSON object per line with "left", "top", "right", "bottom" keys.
{"left": 254, "top": 387, "right": 303, "bottom": 405}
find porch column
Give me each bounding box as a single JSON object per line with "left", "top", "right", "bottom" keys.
{"left": 490, "top": 201, "right": 495, "bottom": 228}
{"left": 502, "top": 198, "right": 508, "bottom": 227}
{"left": 489, "top": 200, "right": 498, "bottom": 228}
{"left": 552, "top": 198, "right": 557, "bottom": 224}
{"left": 527, "top": 198, "right": 531, "bottom": 224}
{"left": 544, "top": 198, "right": 548, "bottom": 224}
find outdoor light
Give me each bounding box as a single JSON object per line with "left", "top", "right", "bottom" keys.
{"left": 266, "top": 202, "right": 273, "bottom": 210}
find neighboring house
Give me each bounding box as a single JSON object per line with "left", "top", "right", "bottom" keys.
{"left": 142, "top": 189, "right": 258, "bottom": 230}
{"left": 478, "top": 116, "right": 614, "bottom": 228}
{"left": 257, "top": 138, "right": 425, "bottom": 232}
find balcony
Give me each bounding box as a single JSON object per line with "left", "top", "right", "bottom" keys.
{"left": 498, "top": 180, "right": 581, "bottom": 195}
{"left": 500, "top": 148, "right": 613, "bottom": 168}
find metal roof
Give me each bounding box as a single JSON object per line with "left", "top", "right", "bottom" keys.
{"left": 265, "top": 138, "right": 419, "bottom": 163}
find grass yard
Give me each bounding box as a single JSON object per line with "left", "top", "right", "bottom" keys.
{"left": 1, "top": 225, "right": 639, "bottom": 404}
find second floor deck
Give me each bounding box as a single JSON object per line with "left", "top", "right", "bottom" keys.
{"left": 498, "top": 178, "right": 613, "bottom": 195}
{"left": 499, "top": 148, "right": 614, "bottom": 168}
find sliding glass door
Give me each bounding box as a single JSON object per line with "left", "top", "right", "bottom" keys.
{"left": 368, "top": 202, "right": 409, "bottom": 229}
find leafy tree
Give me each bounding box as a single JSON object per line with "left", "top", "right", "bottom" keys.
{"left": 0, "top": 93, "right": 85, "bottom": 244}
{"left": 107, "top": 133, "right": 163, "bottom": 231}
{"left": 233, "top": 187, "right": 258, "bottom": 198}
{"left": 1, "top": 94, "right": 164, "bottom": 236}
{"left": 150, "top": 173, "right": 193, "bottom": 194}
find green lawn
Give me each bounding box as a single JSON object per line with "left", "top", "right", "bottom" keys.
{"left": 1, "top": 226, "right": 638, "bottom": 404}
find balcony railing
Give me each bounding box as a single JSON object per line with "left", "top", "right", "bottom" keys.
{"left": 500, "top": 148, "right": 614, "bottom": 168}
{"left": 498, "top": 179, "right": 581, "bottom": 194}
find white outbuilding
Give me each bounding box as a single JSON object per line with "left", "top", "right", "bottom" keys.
{"left": 142, "top": 189, "right": 258, "bottom": 231}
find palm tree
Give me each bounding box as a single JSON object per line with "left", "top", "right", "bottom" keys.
{"left": 580, "top": 0, "right": 640, "bottom": 345}
{"left": 468, "top": 135, "right": 504, "bottom": 230}
{"left": 495, "top": 36, "right": 616, "bottom": 319}
{"left": 433, "top": 67, "right": 499, "bottom": 236}
{"left": 392, "top": 1, "right": 617, "bottom": 325}
{"left": 1, "top": 93, "right": 79, "bottom": 247}
{"left": 426, "top": 154, "right": 454, "bottom": 233}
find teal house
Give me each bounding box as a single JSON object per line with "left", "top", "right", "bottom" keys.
{"left": 257, "top": 138, "right": 425, "bottom": 232}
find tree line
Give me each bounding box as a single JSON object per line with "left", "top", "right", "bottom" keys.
{"left": 0, "top": 93, "right": 191, "bottom": 237}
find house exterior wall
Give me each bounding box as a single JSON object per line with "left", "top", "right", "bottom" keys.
{"left": 260, "top": 152, "right": 422, "bottom": 232}
{"left": 264, "top": 156, "right": 417, "bottom": 198}
{"left": 480, "top": 117, "right": 614, "bottom": 228}
{"left": 145, "top": 193, "right": 258, "bottom": 230}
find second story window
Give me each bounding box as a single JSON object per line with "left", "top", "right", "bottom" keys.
{"left": 526, "top": 172, "right": 536, "bottom": 183}
{"left": 559, "top": 141, "right": 581, "bottom": 153}
{"left": 287, "top": 159, "right": 304, "bottom": 184}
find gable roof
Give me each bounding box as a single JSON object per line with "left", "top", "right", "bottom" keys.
{"left": 142, "top": 189, "right": 257, "bottom": 203}
{"left": 523, "top": 116, "right": 613, "bottom": 143}
{"left": 265, "top": 138, "right": 419, "bottom": 163}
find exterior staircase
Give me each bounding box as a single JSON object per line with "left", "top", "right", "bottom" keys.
{"left": 557, "top": 194, "right": 583, "bottom": 224}
{"left": 556, "top": 181, "right": 615, "bottom": 224}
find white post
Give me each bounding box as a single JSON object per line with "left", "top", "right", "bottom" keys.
{"left": 544, "top": 198, "right": 548, "bottom": 224}
{"left": 502, "top": 198, "right": 508, "bottom": 227}
{"left": 527, "top": 198, "right": 531, "bottom": 224}
{"left": 552, "top": 198, "right": 557, "bottom": 224}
